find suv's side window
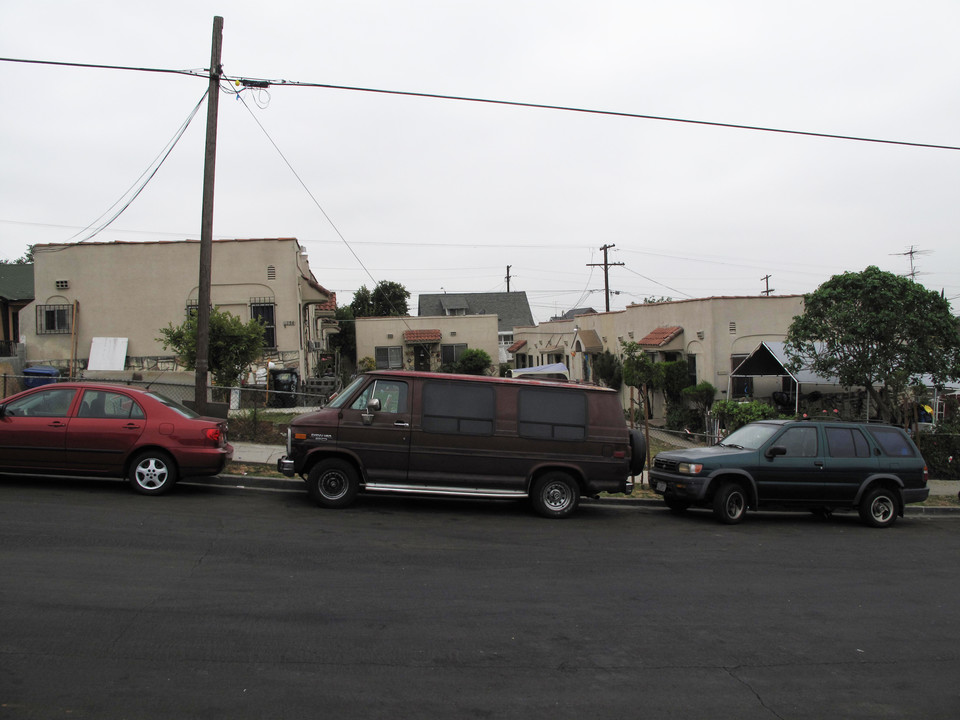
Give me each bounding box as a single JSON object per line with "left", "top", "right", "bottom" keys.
{"left": 825, "top": 427, "right": 871, "bottom": 458}
{"left": 776, "top": 427, "right": 819, "bottom": 457}
{"left": 350, "top": 380, "right": 408, "bottom": 414}
{"left": 867, "top": 427, "right": 917, "bottom": 457}
{"left": 422, "top": 381, "right": 494, "bottom": 435}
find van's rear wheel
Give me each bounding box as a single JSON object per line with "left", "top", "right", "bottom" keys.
{"left": 531, "top": 472, "right": 580, "bottom": 519}
{"left": 307, "top": 459, "right": 359, "bottom": 509}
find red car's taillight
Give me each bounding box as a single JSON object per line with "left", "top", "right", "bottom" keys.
{"left": 204, "top": 427, "right": 222, "bottom": 445}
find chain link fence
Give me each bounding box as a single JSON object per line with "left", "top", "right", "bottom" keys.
{"left": 0, "top": 373, "right": 341, "bottom": 414}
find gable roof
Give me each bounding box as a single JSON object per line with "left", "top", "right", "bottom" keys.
{"left": 418, "top": 292, "right": 534, "bottom": 332}
{"left": 0, "top": 264, "right": 34, "bottom": 301}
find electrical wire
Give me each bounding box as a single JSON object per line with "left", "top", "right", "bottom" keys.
{"left": 3, "top": 56, "right": 958, "bottom": 151}
{"left": 231, "top": 90, "right": 413, "bottom": 323}
{"left": 68, "top": 90, "right": 208, "bottom": 244}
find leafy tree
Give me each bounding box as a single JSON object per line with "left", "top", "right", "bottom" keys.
{"left": 350, "top": 281, "right": 410, "bottom": 317}
{"left": 785, "top": 266, "right": 960, "bottom": 423}
{"left": 0, "top": 245, "right": 34, "bottom": 264}
{"left": 712, "top": 399, "right": 780, "bottom": 432}
{"left": 592, "top": 350, "right": 622, "bottom": 390}
{"left": 682, "top": 381, "right": 718, "bottom": 417}
{"left": 328, "top": 305, "right": 356, "bottom": 365}
{"left": 450, "top": 348, "right": 492, "bottom": 375}
{"left": 158, "top": 307, "right": 266, "bottom": 388}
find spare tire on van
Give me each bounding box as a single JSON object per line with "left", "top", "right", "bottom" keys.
{"left": 629, "top": 429, "right": 647, "bottom": 476}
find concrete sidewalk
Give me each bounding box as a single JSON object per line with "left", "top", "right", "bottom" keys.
{"left": 227, "top": 442, "right": 959, "bottom": 498}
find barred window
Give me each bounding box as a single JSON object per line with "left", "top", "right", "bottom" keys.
{"left": 37, "top": 304, "right": 73, "bottom": 335}
{"left": 250, "top": 298, "right": 276, "bottom": 348}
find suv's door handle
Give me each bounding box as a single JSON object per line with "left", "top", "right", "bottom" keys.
{"left": 814, "top": 461, "right": 824, "bottom": 469}
{"left": 394, "top": 421, "right": 410, "bottom": 428}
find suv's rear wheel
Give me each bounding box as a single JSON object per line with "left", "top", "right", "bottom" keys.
{"left": 531, "top": 472, "right": 580, "bottom": 519}
{"left": 307, "top": 459, "right": 360, "bottom": 509}
{"left": 859, "top": 486, "right": 899, "bottom": 528}
{"left": 713, "top": 482, "right": 747, "bottom": 524}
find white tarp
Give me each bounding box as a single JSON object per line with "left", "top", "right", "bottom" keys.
{"left": 87, "top": 337, "right": 128, "bottom": 371}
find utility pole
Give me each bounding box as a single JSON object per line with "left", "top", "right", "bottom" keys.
{"left": 587, "top": 244, "right": 624, "bottom": 312}
{"left": 760, "top": 274, "right": 774, "bottom": 296}
{"left": 505, "top": 265, "right": 512, "bottom": 292}
{"left": 194, "top": 15, "right": 223, "bottom": 415}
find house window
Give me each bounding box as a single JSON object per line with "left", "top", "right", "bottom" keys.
{"left": 185, "top": 301, "right": 199, "bottom": 318}
{"left": 687, "top": 354, "right": 697, "bottom": 387}
{"left": 441, "top": 343, "right": 467, "bottom": 365}
{"left": 36, "top": 304, "right": 72, "bottom": 335}
{"left": 375, "top": 346, "right": 403, "bottom": 369}
{"left": 250, "top": 298, "right": 276, "bottom": 348}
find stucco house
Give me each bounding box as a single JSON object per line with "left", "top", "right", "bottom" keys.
{"left": 20, "top": 238, "right": 336, "bottom": 381}
{"left": 509, "top": 295, "right": 806, "bottom": 419}
{"left": 355, "top": 314, "right": 500, "bottom": 373}
{"left": 417, "top": 292, "right": 534, "bottom": 362}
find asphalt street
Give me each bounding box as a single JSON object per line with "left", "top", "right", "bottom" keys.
{"left": 1, "top": 475, "right": 959, "bottom": 719}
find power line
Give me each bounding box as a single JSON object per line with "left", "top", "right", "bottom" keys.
{"left": 3, "top": 55, "right": 959, "bottom": 152}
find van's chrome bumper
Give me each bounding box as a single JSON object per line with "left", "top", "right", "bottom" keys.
{"left": 277, "top": 457, "right": 296, "bottom": 476}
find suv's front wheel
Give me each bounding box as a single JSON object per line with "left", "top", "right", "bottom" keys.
{"left": 713, "top": 481, "right": 747, "bottom": 524}
{"left": 859, "top": 486, "right": 899, "bottom": 528}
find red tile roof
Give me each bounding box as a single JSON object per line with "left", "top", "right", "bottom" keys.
{"left": 403, "top": 329, "right": 442, "bottom": 343}
{"left": 638, "top": 326, "right": 683, "bottom": 347}
{"left": 507, "top": 339, "right": 527, "bottom": 353}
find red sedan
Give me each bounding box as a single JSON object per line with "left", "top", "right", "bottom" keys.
{"left": 0, "top": 382, "right": 233, "bottom": 495}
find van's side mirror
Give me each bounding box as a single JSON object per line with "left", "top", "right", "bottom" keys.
{"left": 765, "top": 445, "right": 787, "bottom": 459}
{"left": 361, "top": 398, "right": 381, "bottom": 426}
{"left": 0, "top": 404, "right": 5, "bottom": 417}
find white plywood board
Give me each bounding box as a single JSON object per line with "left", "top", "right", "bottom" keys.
{"left": 87, "top": 337, "right": 129, "bottom": 371}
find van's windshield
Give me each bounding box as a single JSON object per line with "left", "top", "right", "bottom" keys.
{"left": 327, "top": 376, "right": 366, "bottom": 409}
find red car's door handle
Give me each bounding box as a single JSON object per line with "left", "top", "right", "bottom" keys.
{"left": 123, "top": 423, "right": 142, "bottom": 430}
{"left": 48, "top": 421, "right": 67, "bottom": 428}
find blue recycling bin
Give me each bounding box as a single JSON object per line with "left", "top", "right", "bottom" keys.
{"left": 23, "top": 365, "right": 61, "bottom": 388}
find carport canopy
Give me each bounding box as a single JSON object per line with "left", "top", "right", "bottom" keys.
{"left": 730, "top": 341, "right": 840, "bottom": 413}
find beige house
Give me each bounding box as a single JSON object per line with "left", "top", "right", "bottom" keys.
{"left": 509, "top": 295, "right": 806, "bottom": 418}
{"left": 356, "top": 315, "right": 500, "bottom": 372}
{"left": 21, "top": 238, "right": 336, "bottom": 381}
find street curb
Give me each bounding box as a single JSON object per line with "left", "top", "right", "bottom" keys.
{"left": 191, "top": 474, "right": 960, "bottom": 513}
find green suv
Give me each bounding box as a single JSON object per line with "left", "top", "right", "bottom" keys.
{"left": 650, "top": 419, "right": 929, "bottom": 528}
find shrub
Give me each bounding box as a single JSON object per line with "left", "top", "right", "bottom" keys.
{"left": 712, "top": 399, "right": 781, "bottom": 432}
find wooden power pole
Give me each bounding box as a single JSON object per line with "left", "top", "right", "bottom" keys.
{"left": 587, "top": 244, "right": 624, "bottom": 312}
{"left": 194, "top": 16, "right": 223, "bottom": 415}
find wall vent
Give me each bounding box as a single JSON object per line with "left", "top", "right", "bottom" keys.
{"left": 267, "top": 265, "right": 276, "bottom": 281}
{"left": 55, "top": 280, "right": 69, "bottom": 290}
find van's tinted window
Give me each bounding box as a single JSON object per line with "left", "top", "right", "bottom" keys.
{"left": 867, "top": 427, "right": 917, "bottom": 457}
{"left": 422, "top": 381, "right": 494, "bottom": 435}
{"left": 826, "top": 427, "right": 871, "bottom": 458}
{"left": 519, "top": 388, "right": 586, "bottom": 440}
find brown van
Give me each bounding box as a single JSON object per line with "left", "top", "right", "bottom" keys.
{"left": 278, "top": 370, "right": 644, "bottom": 518}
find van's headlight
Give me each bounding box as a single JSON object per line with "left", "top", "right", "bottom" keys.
{"left": 678, "top": 463, "right": 703, "bottom": 475}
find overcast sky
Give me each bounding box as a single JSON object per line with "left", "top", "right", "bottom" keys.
{"left": 2, "top": 1, "right": 958, "bottom": 321}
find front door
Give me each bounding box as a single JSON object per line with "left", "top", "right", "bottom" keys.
{"left": 754, "top": 426, "right": 824, "bottom": 502}
{"left": 0, "top": 387, "right": 78, "bottom": 471}
{"left": 337, "top": 378, "right": 411, "bottom": 485}
{"left": 414, "top": 345, "right": 431, "bottom": 372}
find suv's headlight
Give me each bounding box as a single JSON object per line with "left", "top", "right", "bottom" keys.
{"left": 678, "top": 462, "right": 703, "bottom": 475}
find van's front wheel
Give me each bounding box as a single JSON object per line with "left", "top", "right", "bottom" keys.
{"left": 531, "top": 472, "right": 580, "bottom": 519}
{"left": 307, "top": 459, "right": 359, "bottom": 509}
